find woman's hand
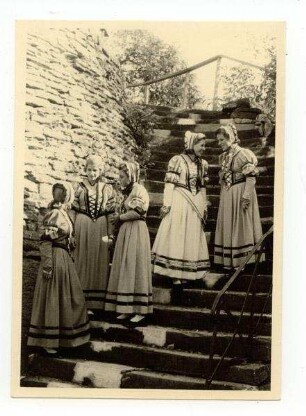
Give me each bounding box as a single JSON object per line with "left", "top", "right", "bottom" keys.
{"left": 241, "top": 198, "right": 250, "bottom": 211}
{"left": 42, "top": 266, "right": 53, "bottom": 280}
{"left": 110, "top": 213, "right": 120, "bottom": 225}
{"left": 160, "top": 206, "right": 171, "bottom": 219}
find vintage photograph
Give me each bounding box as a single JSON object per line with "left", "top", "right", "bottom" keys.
{"left": 12, "top": 20, "right": 284, "bottom": 399}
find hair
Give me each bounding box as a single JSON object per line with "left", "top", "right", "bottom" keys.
{"left": 119, "top": 163, "right": 129, "bottom": 175}
{"left": 215, "top": 126, "right": 240, "bottom": 144}
{"left": 84, "top": 154, "right": 104, "bottom": 171}
{"left": 216, "top": 127, "right": 228, "bottom": 139}
{"left": 52, "top": 183, "right": 67, "bottom": 198}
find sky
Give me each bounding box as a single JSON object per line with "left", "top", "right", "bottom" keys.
{"left": 102, "top": 21, "right": 283, "bottom": 105}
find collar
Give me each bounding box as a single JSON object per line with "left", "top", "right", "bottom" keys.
{"left": 224, "top": 143, "right": 240, "bottom": 155}
{"left": 122, "top": 182, "right": 134, "bottom": 196}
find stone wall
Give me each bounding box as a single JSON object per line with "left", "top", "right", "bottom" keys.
{"left": 23, "top": 27, "right": 136, "bottom": 248}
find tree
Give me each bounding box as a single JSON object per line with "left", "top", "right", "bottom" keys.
{"left": 112, "top": 29, "right": 205, "bottom": 108}
{"left": 218, "top": 41, "right": 277, "bottom": 120}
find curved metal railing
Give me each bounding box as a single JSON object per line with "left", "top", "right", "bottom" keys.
{"left": 127, "top": 54, "right": 264, "bottom": 109}
{"left": 205, "top": 225, "right": 273, "bottom": 388}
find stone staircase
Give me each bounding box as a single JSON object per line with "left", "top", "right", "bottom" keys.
{"left": 22, "top": 104, "right": 273, "bottom": 391}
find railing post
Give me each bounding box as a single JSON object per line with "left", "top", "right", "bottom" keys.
{"left": 182, "top": 73, "right": 190, "bottom": 109}
{"left": 144, "top": 85, "right": 150, "bottom": 105}
{"left": 212, "top": 56, "right": 222, "bottom": 111}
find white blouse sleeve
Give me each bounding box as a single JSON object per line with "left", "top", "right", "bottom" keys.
{"left": 164, "top": 155, "right": 182, "bottom": 184}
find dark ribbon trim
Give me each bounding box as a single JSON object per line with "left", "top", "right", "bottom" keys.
{"left": 103, "top": 299, "right": 153, "bottom": 306}
{"left": 83, "top": 289, "right": 153, "bottom": 297}
{"left": 29, "top": 320, "right": 90, "bottom": 331}
{"left": 152, "top": 253, "right": 209, "bottom": 264}
{"left": 214, "top": 250, "right": 261, "bottom": 259}
{"left": 153, "top": 260, "right": 210, "bottom": 272}
{"left": 214, "top": 243, "right": 255, "bottom": 250}
{"left": 52, "top": 242, "right": 70, "bottom": 253}
{"left": 28, "top": 328, "right": 90, "bottom": 340}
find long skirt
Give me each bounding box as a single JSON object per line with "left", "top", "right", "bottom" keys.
{"left": 27, "top": 247, "right": 90, "bottom": 349}
{"left": 104, "top": 220, "right": 153, "bottom": 315}
{"left": 214, "top": 183, "right": 264, "bottom": 268}
{"left": 152, "top": 188, "right": 210, "bottom": 280}
{"left": 74, "top": 214, "right": 110, "bottom": 309}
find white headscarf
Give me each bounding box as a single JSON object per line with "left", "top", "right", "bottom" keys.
{"left": 218, "top": 123, "right": 239, "bottom": 144}
{"left": 51, "top": 181, "right": 75, "bottom": 209}
{"left": 184, "top": 130, "right": 206, "bottom": 151}
{"left": 123, "top": 161, "right": 140, "bottom": 184}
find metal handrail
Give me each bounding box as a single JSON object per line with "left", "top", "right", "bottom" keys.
{"left": 127, "top": 54, "right": 264, "bottom": 88}
{"left": 127, "top": 54, "right": 264, "bottom": 109}
{"left": 210, "top": 225, "right": 273, "bottom": 317}
{"left": 205, "top": 225, "right": 273, "bottom": 388}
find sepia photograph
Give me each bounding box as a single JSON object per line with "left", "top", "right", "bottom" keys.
{"left": 11, "top": 19, "right": 285, "bottom": 399}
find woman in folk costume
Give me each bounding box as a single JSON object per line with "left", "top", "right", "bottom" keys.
{"left": 104, "top": 161, "right": 153, "bottom": 327}
{"left": 214, "top": 123, "right": 264, "bottom": 270}
{"left": 72, "top": 154, "right": 115, "bottom": 311}
{"left": 152, "top": 131, "right": 210, "bottom": 285}
{"left": 27, "top": 182, "right": 90, "bottom": 354}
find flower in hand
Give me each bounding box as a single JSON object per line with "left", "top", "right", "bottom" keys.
{"left": 103, "top": 235, "right": 115, "bottom": 247}
{"left": 241, "top": 198, "right": 250, "bottom": 210}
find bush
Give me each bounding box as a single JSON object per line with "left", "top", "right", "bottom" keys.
{"left": 122, "top": 103, "right": 158, "bottom": 168}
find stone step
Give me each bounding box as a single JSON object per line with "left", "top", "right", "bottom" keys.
{"left": 174, "top": 109, "right": 223, "bottom": 119}
{"left": 152, "top": 286, "right": 272, "bottom": 313}
{"left": 154, "top": 123, "right": 256, "bottom": 134}
{"left": 41, "top": 341, "right": 269, "bottom": 384}
{"left": 20, "top": 370, "right": 264, "bottom": 391}
{"left": 149, "top": 304, "right": 271, "bottom": 336}
{"left": 153, "top": 128, "right": 260, "bottom": 142}
{"left": 27, "top": 355, "right": 135, "bottom": 388}
{"left": 54, "top": 342, "right": 239, "bottom": 379}
{"left": 20, "top": 376, "right": 84, "bottom": 388}
{"left": 167, "top": 272, "right": 272, "bottom": 293}
{"left": 90, "top": 321, "right": 271, "bottom": 361}
{"left": 162, "top": 123, "right": 259, "bottom": 136}
{"left": 120, "top": 369, "right": 264, "bottom": 390}
{"left": 27, "top": 354, "right": 270, "bottom": 389}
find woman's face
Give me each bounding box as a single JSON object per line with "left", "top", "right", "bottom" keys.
{"left": 119, "top": 170, "right": 130, "bottom": 188}
{"left": 217, "top": 133, "right": 233, "bottom": 152}
{"left": 53, "top": 187, "right": 65, "bottom": 203}
{"left": 193, "top": 139, "right": 206, "bottom": 158}
{"left": 86, "top": 163, "right": 100, "bottom": 182}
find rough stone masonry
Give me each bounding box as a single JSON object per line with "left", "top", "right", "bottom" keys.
{"left": 23, "top": 27, "right": 136, "bottom": 249}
